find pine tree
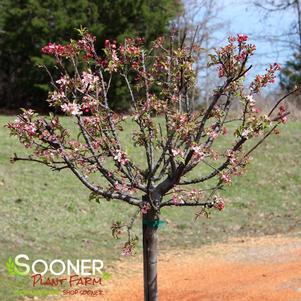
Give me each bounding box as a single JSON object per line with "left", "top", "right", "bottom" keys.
{"left": 0, "top": 0, "right": 181, "bottom": 111}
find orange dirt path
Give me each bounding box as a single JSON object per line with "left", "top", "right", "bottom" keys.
{"left": 57, "top": 235, "right": 301, "bottom": 301}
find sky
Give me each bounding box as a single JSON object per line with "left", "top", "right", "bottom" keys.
{"left": 216, "top": 0, "right": 296, "bottom": 74}
{"left": 187, "top": 0, "right": 298, "bottom": 97}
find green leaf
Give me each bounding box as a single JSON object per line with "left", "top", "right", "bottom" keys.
{"left": 5, "top": 256, "right": 24, "bottom": 276}
{"left": 89, "top": 192, "right": 102, "bottom": 203}
{"left": 102, "top": 271, "right": 112, "bottom": 281}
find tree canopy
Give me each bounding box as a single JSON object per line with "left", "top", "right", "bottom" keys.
{"left": 280, "top": 52, "right": 301, "bottom": 94}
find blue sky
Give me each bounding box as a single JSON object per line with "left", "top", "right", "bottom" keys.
{"left": 215, "top": 0, "right": 296, "bottom": 74}
{"left": 205, "top": 0, "right": 295, "bottom": 90}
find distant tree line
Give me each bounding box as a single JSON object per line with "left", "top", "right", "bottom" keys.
{"left": 0, "top": 0, "right": 181, "bottom": 112}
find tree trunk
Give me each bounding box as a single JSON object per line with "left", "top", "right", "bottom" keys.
{"left": 142, "top": 196, "right": 159, "bottom": 301}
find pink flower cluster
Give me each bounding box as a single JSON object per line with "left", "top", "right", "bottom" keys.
{"left": 170, "top": 114, "right": 188, "bottom": 130}
{"left": 246, "top": 95, "right": 261, "bottom": 114}
{"left": 41, "top": 42, "right": 75, "bottom": 57}
{"left": 237, "top": 34, "right": 248, "bottom": 43}
{"left": 114, "top": 181, "right": 136, "bottom": 195}
{"left": 77, "top": 33, "right": 96, "bottom": 54}
{"left": 56, "top": 76, "right": 70, "bottom": 89}
{"left": 216, "top": 34, "right": 256, "bottom": 79}
{"left": 207, "top": 128, "right": 219, "bottom": 139}
{"left": 48, "top": 90, "right": 66, "bottom": 107}
{"left": 114, "top": 150, "right": 129, "bottom": 165}
{"left": 171, "top": 148, "right": 184, "bottom": 158}
{"left": 171, "top": 194, "right": 185, "bottom": 205}
{"left": 61, "top": 103, "right": 82, "bottom": 116}
{"left": 6, "top": 110, "right": 37, "bottom": 147}
{"left": 81, "top": 97, "right": 98, "bottom": 113}
{"left": 105, "top": 39, "right": 117, "bottom": 49}
{"left": 121, "top": 242, "right": 134, "bottom": 256}
{"left": 140, "top": 202, "right": 151, "bottom": 214}
{"left": 213, "top": 198, "right": 225, "bottom": 211}
{"left": 10, "top": 118, "right": 37, "bottom": 137}
{"left": 120, "top": 37, "right": 143, "bottom": 56}
{"left": 171, "top": 189, "right": 204, "bottom": 205}
{"left": 81, "top": 71, "right": 99, "bottom": 90}
{"left": 191, "top": 145, "right": 205, "bottom": 161}
{"left": 250, "top": 63, "right": 281, "bottom": 92}
{"left": 187, "top": 189, "right": 203, "bottom": 200}
{"left": 220, "top": 172, "right": 231, "bottom": 184}
{"left": 278, "top": 105, "right": 287, "bottom": 123}
{"left": 42, "top": 33, "right": 96, "bottom": 60}
{"left": 226, "top": 149, "right": 238, "bottom": 165}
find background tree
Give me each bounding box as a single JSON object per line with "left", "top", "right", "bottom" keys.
{"left": 254, "top": 0, "right": 301, "bottom": 50}
{"left": 254, "top": 0, "right": 301, "bottom": 106}
{"left": 172, "top": 0, "right": 224, "bottom": 108}
{"left": 280, "top": 51, "right": 301, "bottom": 89}
{"left": 0, "top": 0, "right": 181, "bottom": 111}
{"left": 6, "top": 30, "right": 294, "bottom": 301}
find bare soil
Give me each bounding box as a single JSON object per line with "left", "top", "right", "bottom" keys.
{"left": 57, "top": 234, "right": 301, "bottom": 301}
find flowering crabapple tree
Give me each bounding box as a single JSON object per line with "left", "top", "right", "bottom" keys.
{"left": 7, "top": 29, "right": 296, "bottom": 301}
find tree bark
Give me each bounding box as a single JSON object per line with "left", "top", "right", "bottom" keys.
{"left": 142, "top": 196, "right": 159, "bottom": 301}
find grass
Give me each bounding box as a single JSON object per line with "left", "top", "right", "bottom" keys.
{"left": 0, "top": 115, "right": 300, "bottom": 300}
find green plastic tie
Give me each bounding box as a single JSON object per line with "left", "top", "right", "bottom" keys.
{"left": 143, "top": 219, "right": 166, "bottom": 229}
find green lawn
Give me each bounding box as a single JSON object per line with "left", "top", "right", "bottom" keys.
{"left": 0, "top": 115, "right": 300, "bottom": 300}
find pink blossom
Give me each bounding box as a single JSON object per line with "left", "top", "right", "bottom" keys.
{"left": 218, "top": 65, "right": 225, "bottom": 77}
{"left": 236, "top": 50, "right": 247, "bottom": 62}
{"left": 214, "top": 199, "right": 225, "bottom": 211}
{"left": 9, "top": 117, "right": 37, "bottom": 137}
{"left": 220, "top": 172, "right": 231, "bottom": 184}
{"left": 81, "top": 71, "right": 99, "bottom": 89}
{"left": 42, "top": 42, "right": 64, "bottom": 55}
{"left": 108, "top": 50, "right": 120, "bottom": 72}
{"left": 172, "top": 194, "right": 184, "bottom": 205}
{"left": 279, "top": 105, "right": 286, "bottom": 113}
{"left": 83, "top": 53, "right": 93, "bottom": 60}
{"left": 187, "top": 189, "right": 203, "bottom": 200}
{"left": 153, "top": 36, "right": 164, "bottom": 49}
{"left": 56, "top": 76, "right": 69, "bottom": 88}
{"left": 191, "top": 146, "right": 205, "bottom": 161}
{"left": 179, "top": 114, "right": 187, "bottom": 123}
{"left": 25, "top": 123, "right": 37, "bottom": 136}
{"left": 41, "top": 42, "right": 75, "bottom": 57}
{"left": 274, "top": 63, "right": 281, "bottom": 70}
{"left": 121, "top": 243, "right": 134, "bottom": 256}
{"left": 114, "top": 181, "right": 136, "bottom": 194}
{"left": 61, "top": 103, "right": 82, "bottom": 116}
{"left": 48, "top": 90, "right": 66, "bottom": 107}
{"left": 278, "top": 105, "right": 287, "bottom": 123}
{"left": 222, "top": 127, "right": 228, "bottom": 135}
{"left": 226, "top": 149, "right": 237, "bottom": 165}
{"left": 228, "top": 36, "right": 236, "bottom": 43}
{"left": 77, "top": 33, "right": 95, "bottom": 52}
{"left": 250, "top": 63, "right": 281, "bottom": 92}
{"left": 141, "top": 202, "right": 151, "bottom": 214}
{"left": 237, "top": 34, "right": 248, "bottom": 43}
{"left": 171, "top": 148, "right": 184, "bottom": 158}
{"left": 280, "top": 115, "right": 287, "bottom": 123}
{"left": 208, "top": 130, "right": 218, "bottom": 139}
{"left": 246, "top": 95, "right": 256, "bottom": 107}
{"left": 105, "top": 39, "right": 110, "bottom": 48}
{"left": 241, "top": 128, "right": 251, "bottom": 138}
{"left": 81, "top": 96, "right": 98, "bottom": 113}
{"left": 114, "top": 150, "right": 129, "bottom": 165}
